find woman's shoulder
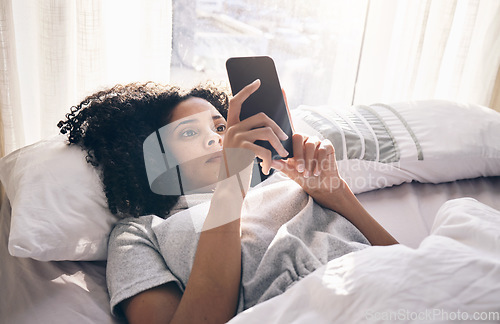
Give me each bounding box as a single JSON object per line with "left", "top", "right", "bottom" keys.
{"left": 109, "top": 214, "right": 162, "bottom": 240}
{"left": 109, "top": 207, "right": 203, "bottom": 243}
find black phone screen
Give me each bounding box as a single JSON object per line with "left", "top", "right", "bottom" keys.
{"left": 226, "top": 56, "right": 294, "bottom": 159}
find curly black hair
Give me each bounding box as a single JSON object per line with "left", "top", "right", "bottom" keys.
{"left": 57, "top": 82, "right": 229, "bottom": 219}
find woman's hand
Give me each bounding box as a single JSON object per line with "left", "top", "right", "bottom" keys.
{"left": 269, "top": 133, "right": 348, "bottom": 209}
{"left": 272, "top": 133, "right": 399, "bottom": 245}
{"left": 223, "top": 79, "right": 289, "bottom": 175}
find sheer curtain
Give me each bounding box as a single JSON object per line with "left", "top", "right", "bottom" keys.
{"left": 1, "top": 0, "right": 499, "bottom": 158}
{"left": 354, "top": 0, "right": 500, "bottom": 106}
{"left": 0, "top": 0, "right": 172, "bottom": 156}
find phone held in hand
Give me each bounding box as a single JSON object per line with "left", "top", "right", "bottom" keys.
{"left": 226, "top": 56, "right": 294, "bottom": 159}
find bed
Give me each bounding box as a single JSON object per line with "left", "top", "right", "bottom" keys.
{"left": 1, "top": 100, "right": 500, "bottom": 323}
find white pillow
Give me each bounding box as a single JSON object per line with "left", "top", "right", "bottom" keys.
{"left": 291, "top": 100, "right": 500, "bottom": 193}
{"left": 0, "top": 134, "right": 116, "bottom": 261}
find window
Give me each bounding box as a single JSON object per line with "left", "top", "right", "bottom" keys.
{"left": 171, "top": 0, "right": 368, "bottom": 109}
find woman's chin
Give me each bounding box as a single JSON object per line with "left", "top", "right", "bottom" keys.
{"left": 184, "top": 181, "right": 217, "bottom": 194}
{"left": 181, "top": 169, "right": 221, "bottom": 194}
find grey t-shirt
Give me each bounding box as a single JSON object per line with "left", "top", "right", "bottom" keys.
{"left": 106, "top": 172, "right": 370, "bottom": 316}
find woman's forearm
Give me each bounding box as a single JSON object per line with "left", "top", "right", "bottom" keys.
{"left": 173, "top": 219, "right": 241, "bottom": 323}
{"left": 315, "top": 182, "right": 398, "bottom": 246}
{"left": 170, "top": 176, "right": 245, "bottom": 324}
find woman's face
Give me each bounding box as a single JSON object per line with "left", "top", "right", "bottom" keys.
{"left": 162, "top": 97, "right": 227, "bottom": 192}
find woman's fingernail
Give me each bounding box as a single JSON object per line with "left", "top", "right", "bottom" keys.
{"left": 314, "top": 169, "right": 320, "bottom": 177}
{"left": 297, "top": 164, "right": 305, "bottom": 173}
{"left": 280, "top": 133, "right": 289, "bottom": 141}
{"left": 281, "top": 150, "right": 289, "bottom": 157}
{"left": 303, "top": 170, "right": 309, "bottom": 178}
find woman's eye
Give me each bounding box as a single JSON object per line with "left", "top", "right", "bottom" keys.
{"left": 216, "top": 124, "right": 227, "bottom": 132}
{"left": 181, "top": 129, "right": 197, "bottom": 137}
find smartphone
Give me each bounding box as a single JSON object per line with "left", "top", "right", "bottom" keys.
{"left": 226, "top": 56, "right": 294, "bottom": 159}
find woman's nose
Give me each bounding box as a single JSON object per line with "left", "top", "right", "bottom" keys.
{"left": 207, "top": 132, "right": 222, "bottom": 147}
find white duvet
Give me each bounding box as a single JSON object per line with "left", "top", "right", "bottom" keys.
{"left": 229, "top": 198, "right": 500, "bottom": 324}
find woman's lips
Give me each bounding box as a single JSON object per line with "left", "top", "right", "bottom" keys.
{"left": 205, "top": 151, "right": 223, "bottom": 163}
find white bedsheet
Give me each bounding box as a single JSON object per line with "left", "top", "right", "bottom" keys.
{"left": 358, "top": 176, "right": 500, "bottom": 248}
{"left": 228, "top": 197, "right": 500, "bottom": 324}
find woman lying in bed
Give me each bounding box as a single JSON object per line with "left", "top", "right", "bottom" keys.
{"left": 58, "top": 80, "right": 397, "bottom": 324}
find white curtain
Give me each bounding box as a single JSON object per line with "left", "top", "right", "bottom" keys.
{"left": 1, "top": 0, "right": 499, "bottom": 157}
{"left": 353, "top": 0, "right": 500, "bottom": 106}
{"left": 0, "top": 0, "right": 172, "bottom": 155}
